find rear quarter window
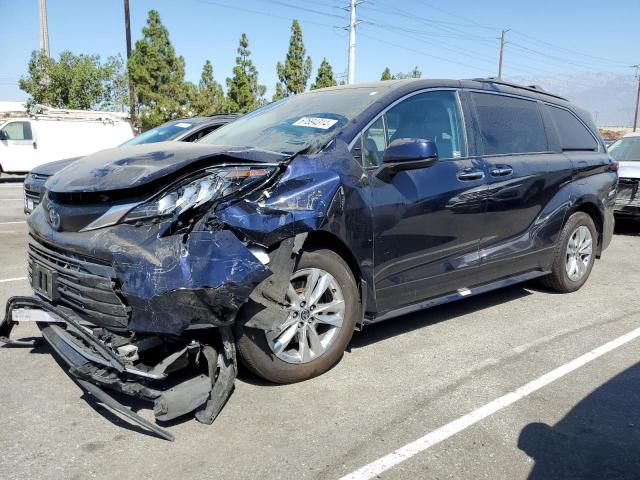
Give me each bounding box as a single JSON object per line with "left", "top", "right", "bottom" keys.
{"left": 546, "top": 105, "right": 598, "bottom": 151}
{"left": 471, "top": 92, "right": 548, "bottom": 155}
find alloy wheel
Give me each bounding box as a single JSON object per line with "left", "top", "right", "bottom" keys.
{"left": 565, "top": 225, "right": 593, "bottom": 282}
{"left": 265, "top": 268, "right": 345, "bottom": 364}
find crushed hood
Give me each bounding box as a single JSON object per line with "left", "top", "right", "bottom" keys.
{"left": 618, "top": 161, "right": 640, "bottom": 180}
{"left": 45, "top": 142, "right": 288, "bottom": 194}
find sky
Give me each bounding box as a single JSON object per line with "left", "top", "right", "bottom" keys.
{"left": 0, "top": 0, "right": 638, "bottom": 102}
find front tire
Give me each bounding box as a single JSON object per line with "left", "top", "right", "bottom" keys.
{"left": 540, "top": 212, "right": 597, "bottom": 293}
{"left": 236, "top": 247, "right": 359, "bottom": 384}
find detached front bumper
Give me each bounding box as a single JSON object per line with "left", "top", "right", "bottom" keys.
{"left": 1, "top": 296, "right": 238, "bottom": 441}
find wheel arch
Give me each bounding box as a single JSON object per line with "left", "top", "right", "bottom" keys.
{"left": 302, "top": 230, "right": 369, "bottom": 328}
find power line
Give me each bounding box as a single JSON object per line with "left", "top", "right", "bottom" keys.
{"left": 506, "top": 41, "right": 631, "bottom": 73}
{"left": 358, "top": 31, "right": 493, "bottom": 72}
{"left": 509, "top": 29, "right": 631, "bottom": 68}
{"left": 251, "top": 0, "right": 344, "bottom": 20}
{"left": 406, "top": 0, "right": 634, "bottom": 71}
{"left": 191, "top": 0, "right": 336, "bottom": 29}
{"left": 360, "top": 20, "right": 561, "bottom": 77}
{"left": 362, "top": 3, "right": 494, "bottom": 31}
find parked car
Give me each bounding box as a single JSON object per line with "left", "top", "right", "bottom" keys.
{"left": 609, "top": 132, "right": 640, "bottom": 219}
{"left": 0, "top": 108, "right": 133, "bottom": 174}
{"left": 23, "top": 115, "right": 237, "bottom": 213}
{"left": 1, "top": 79, "right": 616, "bottom": 440}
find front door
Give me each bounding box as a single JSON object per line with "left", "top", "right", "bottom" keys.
{"left": 365, "top": 90, "right": 487, "bottom": 313}
{"left": 0, "top": 121, "right": 36, "bottom": 173}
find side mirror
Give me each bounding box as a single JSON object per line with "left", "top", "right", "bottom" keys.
{"left": 0, "top": 130, "right": 7, "bottom": 141}
{"left": 377, "top": 138, "right": 438, "bottom": 180}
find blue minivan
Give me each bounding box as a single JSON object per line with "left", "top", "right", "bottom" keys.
{"left": 2, "top": 78, "right": 617, "bottom": 439}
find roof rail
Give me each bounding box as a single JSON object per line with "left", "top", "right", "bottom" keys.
{"left": 470, "top": 77, "right": 567, "bottom": 101}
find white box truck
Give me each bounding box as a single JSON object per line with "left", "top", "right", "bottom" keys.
{"left": 0, "top": 105, "right": 134, "bottom": 174}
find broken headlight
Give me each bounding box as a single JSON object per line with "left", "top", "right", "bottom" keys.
{"left": 123, "top": 166, "right": 276, "bottom": 222}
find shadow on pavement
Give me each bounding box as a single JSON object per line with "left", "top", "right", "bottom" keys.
{"left": 614, "top": 218, "right": 640, "bottom": 237}
{"left": 350, "top": 284, "right": 533, "bottom": 349}
{"left": 518, "top": 361, "right": 640, "bottom": 479}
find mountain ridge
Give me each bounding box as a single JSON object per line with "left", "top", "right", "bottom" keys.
{"left": 506, "top": 72, "right": 637, "bottom": 127}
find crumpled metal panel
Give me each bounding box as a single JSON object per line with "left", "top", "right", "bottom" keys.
{"left": 216, "top": 140, "right": 376, "bottom": 313}
{"left": 112, "top": 230, "right": 272, "bottom": 334}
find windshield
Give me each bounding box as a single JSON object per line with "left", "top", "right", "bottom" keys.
{"left": 608, "top": 136, "right": 640, "bottom": 162}
{"left": 121, "top": 121, "right": 196, "bottom": 146}
{"left": 199, "top": 86, "right": 387, "bottom": 154}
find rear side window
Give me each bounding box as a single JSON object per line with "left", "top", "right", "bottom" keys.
{"left": 546, "top": 105, "right": 598, "bottom": 151}
{"left": 1, "top": 121, "right": 32, "bottom": 141}
{"left": 471, "top": 93, "right": 547, "bottom": 155}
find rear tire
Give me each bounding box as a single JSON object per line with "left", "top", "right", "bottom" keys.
{"left": 539, "top": 212, "right": 597, "bottom": 293}
{"left": 236, "top": 247, "right": 359, "bottom": 384}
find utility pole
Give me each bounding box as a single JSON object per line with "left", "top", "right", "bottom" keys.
{"left": 632, "top": 64, "right": 640, "bottom": 132}
{"left": 343, "top": 0, "right": 364, "bottom": 85}
{"left": 498, "top": 29, "right": 508, "bottom": 80}
{"left": 38, "top": 0, "right": 50, "bottom": 57}
{"left": 124, "top": 0, "right": 136, "bottom": 123}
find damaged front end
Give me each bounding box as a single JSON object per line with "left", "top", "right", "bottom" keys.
{"left": 2, "top": 297, "right": 237, "bottom": 441}
{"left": 1, "top": 140, "right": 361, "bottom": 440}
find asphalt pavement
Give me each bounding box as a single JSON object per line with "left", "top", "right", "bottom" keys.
{"left": 1, "top": 177, "right": 639, "bottom": 480}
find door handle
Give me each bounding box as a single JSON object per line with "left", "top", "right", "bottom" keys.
{"left": 457, "top": 170, "right": 485, "bottom": 181}
{"left": 490, "top": 166, "right": 513, "bottom": 177}
{"left": 33, "top": 141, "right": 37, "bottom": 149}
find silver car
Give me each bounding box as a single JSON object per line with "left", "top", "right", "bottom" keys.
{"left": 610, "top": 133, "right": 640, "bottom": 219}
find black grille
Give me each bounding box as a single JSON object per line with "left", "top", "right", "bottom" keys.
{"left": 617, "top": 178, "right": 639, "bottom": 204}
{"left": 28, "top": 237, "right": 129, "bottom": 329}
{"left": 24, "top": 189, "right": 41, "bottom": 208}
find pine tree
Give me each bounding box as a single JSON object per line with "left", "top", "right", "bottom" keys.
{"left": 226, "top": 33, "right": 266, "bottom": 113}
{"left": 395, "top": 66, "right": 422, "bottom": 79}
{"left": 381, "top": 67, "right": 394, "bottom": 81}
{"left": 19, "top": 50, "right": 124, "bottom": 110}
{"left": 128, "top": 10, "right": 190, "bottom": 129}
{"left": 311, "top": 58, "right": 337, "bottom": 90}
{"left": 190, "top": 60, "right": 225, "bottom": 115}
{"left": 273, "top": 20, "right": 312, "bottom": 100}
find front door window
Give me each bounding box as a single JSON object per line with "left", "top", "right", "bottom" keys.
{"left": 1, "top": 121, "right": 33, "bottom": 141}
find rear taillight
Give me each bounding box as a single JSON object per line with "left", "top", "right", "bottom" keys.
{"left": 610, "top": 161, "right": 619, "bottom": 172}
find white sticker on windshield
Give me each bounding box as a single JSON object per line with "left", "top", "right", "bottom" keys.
{"left": 175, "top": 122, "right": 192, "bottom": 128}
{"left": 292, "top": 117, "right": 338, "bottom": 130}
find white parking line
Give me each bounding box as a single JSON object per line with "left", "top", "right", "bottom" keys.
{"left": 0, "top": 221, "right": 26, "bottom": 225}
{"left": 0, "top": 277, "right": 27, "bottom": 283}
{"left": 340, "top": 325, "right": 640, "bottom": 480}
